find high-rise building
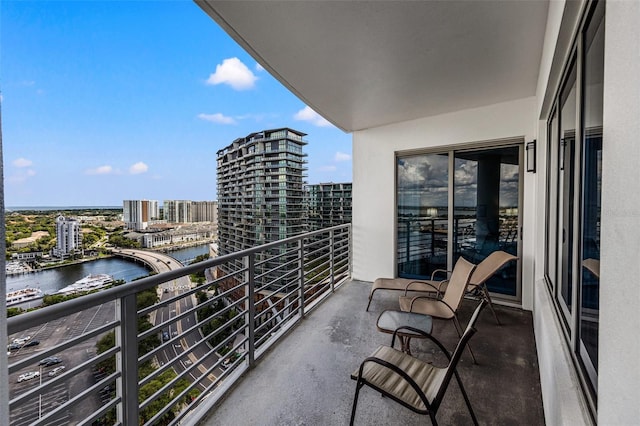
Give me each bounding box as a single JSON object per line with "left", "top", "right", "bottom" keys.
{"left": 52, "top": 215, "right": 81, "bottom": 258}
{"left": 123, "top": 200, "right": 159, "bottom": 231}
{"left": 192, "top": 201, "right": 218, "bottom": 223}
{"left": 217, "top": 128, "right": 308, "bottom": 288}
{"left": 163, "top": 200, "right": 218, "bottom": 223}
{"left": 306, "top": 182, "right": 352, "bottom": 231}
{"left": 163, "top": 200, "right": 192, "bottom": 223}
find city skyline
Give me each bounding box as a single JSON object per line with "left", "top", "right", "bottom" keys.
{"left": 2, "top": 1, "right": 352, "bottom": 207}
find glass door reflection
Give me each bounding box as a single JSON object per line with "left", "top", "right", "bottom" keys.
{"left": 453, "top": 147, "right": 520, "bottom": 296}
{"left": 396, "top": 154, "right": 449, "bottom": 278}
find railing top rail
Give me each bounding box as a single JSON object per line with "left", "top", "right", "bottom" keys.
{"left": 8, "top": 223, "right": 351, "bottom": 335}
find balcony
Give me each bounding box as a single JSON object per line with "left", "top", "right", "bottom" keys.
{"left": 6, "top": 225, "right": 350, "bottom": 425}
{"left": 200, "top": 281, "right": 544, "bottom": 426}
{"left": 5, "top": 223, "right": 542, "bottom": 425}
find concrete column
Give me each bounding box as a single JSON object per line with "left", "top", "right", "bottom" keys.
{"left": 599, "top": 0, "right": 640, "bottom": 423}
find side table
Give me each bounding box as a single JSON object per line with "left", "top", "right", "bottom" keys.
{"left": 376, "top": 310, "right": 433, "bottom": 355}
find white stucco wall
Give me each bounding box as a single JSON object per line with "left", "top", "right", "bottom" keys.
{"left": 352, "top": 96, "right": 537, "bottom": 307}
{"left": 598, "top": 0, "right": 640, "bottom": 423}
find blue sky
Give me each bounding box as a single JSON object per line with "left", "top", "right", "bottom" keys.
{"left": 1, "top": 1, "right": 352, "bottom": 207}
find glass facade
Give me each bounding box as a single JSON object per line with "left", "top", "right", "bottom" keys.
{"left": 397, "top": 146, "right": 520, "bottom": 298}
{"left": 545, "top": 1, "right": 604, "bottom": 398}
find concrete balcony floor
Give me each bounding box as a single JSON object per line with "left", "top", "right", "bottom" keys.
{"left": 199, "top": 280, "right": 544, "bottom": 425}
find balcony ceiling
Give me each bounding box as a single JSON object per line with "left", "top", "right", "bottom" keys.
{"left": 196, "top": 1, "right": 549, "bottom": 132}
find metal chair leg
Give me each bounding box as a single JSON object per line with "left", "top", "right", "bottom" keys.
{"left": 454, "top": 316, "right": 476, "bottom": 364}
{"left": 454, "top": 369, "right": 479, "bottom": 426}
{"left": 350, "top": 380, "right": 363, "bottom": 425}
{"left": 481, "top": 285, "right": 501, "bottom": 325}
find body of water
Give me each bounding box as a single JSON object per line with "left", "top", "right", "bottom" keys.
{"left": 7, "top": 258, "right": 151, "bottom": 296}
{"left": 164, "top": 244, "right": 210, "bottom": 264}
{"left": 7, "top": 244, "right": 212, "bottom": 297}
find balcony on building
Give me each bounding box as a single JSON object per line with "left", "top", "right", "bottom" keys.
{"left": 4, "top": 0, "right": 639, "bottom": 425}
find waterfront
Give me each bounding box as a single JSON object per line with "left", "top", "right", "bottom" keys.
{"left": 163, "top": 243, "right": 210, "bottom": 264}
{"left": 6, "top": 244, "right": 211, "bottom": 297}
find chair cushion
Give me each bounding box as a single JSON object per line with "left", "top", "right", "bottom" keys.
{"left": 351, "top": 345, "right": 446, "bottom": 412}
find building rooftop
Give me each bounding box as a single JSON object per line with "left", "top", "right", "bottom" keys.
{"left": 199, "top": 279, "right": 544, "bottom": 425}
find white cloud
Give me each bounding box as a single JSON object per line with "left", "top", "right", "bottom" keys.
{"left": 86, "top": 165, "right": 114, "bottom": 175}
{"left": 256, "top": 63, "right": 265, "bottom": 72}
{"left": 294, "top": 106, "right": 332, "bottom": 127}
{"left": 13, "top": 158, "right": 33, "bottom": 168}
{"left": 197, "top": 113, "right": 237, "bottom": 125}
{"left": 334, "top": 152, "right": 351, "bottom": 162}
{"left": 8, "top": 169, "right": 36, "bottom": 184}
{"left": 206, "top": 57, "right": 257, "bottom": 90}
{"left": 129, "top": 162, "right": 149, "bottom": 175}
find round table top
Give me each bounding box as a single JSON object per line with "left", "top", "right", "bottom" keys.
{"left": 376, "top": 310, "right": 433, "bottom": 337}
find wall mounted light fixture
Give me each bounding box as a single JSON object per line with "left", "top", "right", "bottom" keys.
{"left": 526, "top": 140, "right": 536, "bottom": 173}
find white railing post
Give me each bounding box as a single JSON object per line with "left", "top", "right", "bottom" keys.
{"left": 244, "top": 253, "right": 256, "bottom": 367}
{"left": 116, "top": 293, "right": 139, "bottom": 424}
{"left": 298, "top": 239, "right": 305, "bottom": 317}
{"left": 330, "top": 229, "right": 335, "bottom": 292}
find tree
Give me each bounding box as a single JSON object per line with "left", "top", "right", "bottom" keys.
{"left": 189, "top": 254, "right": 210, "bottom": 285}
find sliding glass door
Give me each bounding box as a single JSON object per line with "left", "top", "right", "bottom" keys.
{"left": 453, "top": 147, "right": 520, "bottom": 296}
{"left": 397, "top": 153, "right": 449, "bottom": 278}
{"left": 397, "top": 144, "right": 521, "bottom": 299}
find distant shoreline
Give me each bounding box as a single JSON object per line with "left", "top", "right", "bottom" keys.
{"left": 6, "top": 206, "right": 122, "bottom": 212}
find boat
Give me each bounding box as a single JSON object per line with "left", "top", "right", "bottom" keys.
{"left": 57, "top": 274, "right": 114, "bottom": 295}
{"left": 7, "top": 287, "right": 43, "bottom": 306}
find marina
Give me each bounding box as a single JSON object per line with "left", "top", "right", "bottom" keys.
{"left": 56, "top": 274, "right": 114, "bottom": 295}
{"left": 6, "top": 288, "right": 43, "bottom": 307}
{"left": 5, "top": 244, "right": 211, "bottom": 307}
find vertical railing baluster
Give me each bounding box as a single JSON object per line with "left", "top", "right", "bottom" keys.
{"left": 330, "top": 229, "right": 335, "bottom": 292}
{"left": 116, "top": 293, "right": 139, "bottom": 424}
{"left": 349, "top": 224, "right": 353, "bottom": 277}
{"left": 245, "top": 253, "right": 256, "bottom": 367}
{"left": 298, "top": 239, "right": 305, "bottom": 317}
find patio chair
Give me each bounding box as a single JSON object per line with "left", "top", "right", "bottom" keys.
{"left": 367, "top": 251, "right": 517, "bottom": 325}
{"left": 433, "top": 251, "right": 517, "bottom": 325}
{"left": 398, "top": 257, "right": 477, "bottom": 362}
{"left": 350, "top": 300, "right": 486, "bottom": 426}
{"left": 366, "top": 277, "right": 446, "bottom": 311}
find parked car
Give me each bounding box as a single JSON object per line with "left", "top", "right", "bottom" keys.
{"left": 8, "top": 343, "right": 22, "bottom": 351}
{"left": 49, "top": 366, "right": 66, "bottom": 377}
{"left": 39, "top": 357, "right": 62, "bottom": 366}
{"left": 25, "top": 340, "right": 40, "bottom": 347}
{"left": 17, "top": 371, "right": 40, "bottom": 383}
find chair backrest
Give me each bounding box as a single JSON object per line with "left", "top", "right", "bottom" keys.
{"left": 469, "top": 250, "right": 517, "bottom": 286}
{"left": 432, "top": 301, "right": 487, "bottom": 409}
{"left": 441, "top": 257, "right": 476, "bottom": 311}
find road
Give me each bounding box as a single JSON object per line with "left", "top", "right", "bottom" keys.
{"left": 8, "top": 301, "right": 117, "bottom": 425}
{"left": 8, "top": 249, "right": 221, "bottom": 425}
{"left": 116, "top": 249, "right": 220, "bottom": 390}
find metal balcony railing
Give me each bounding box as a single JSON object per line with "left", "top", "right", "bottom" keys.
{"left": 5, "top": 224, "right": 351, "bottom": 426}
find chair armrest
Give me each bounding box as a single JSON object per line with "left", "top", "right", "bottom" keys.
{"left": 403, "top": 280, "right": 442, "bottom": 296}
{"left": 430, "top": 269, "right": 451, "bottom": 280}
{"left": 408, "top": 294, "right": 440, "bottom": 311}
